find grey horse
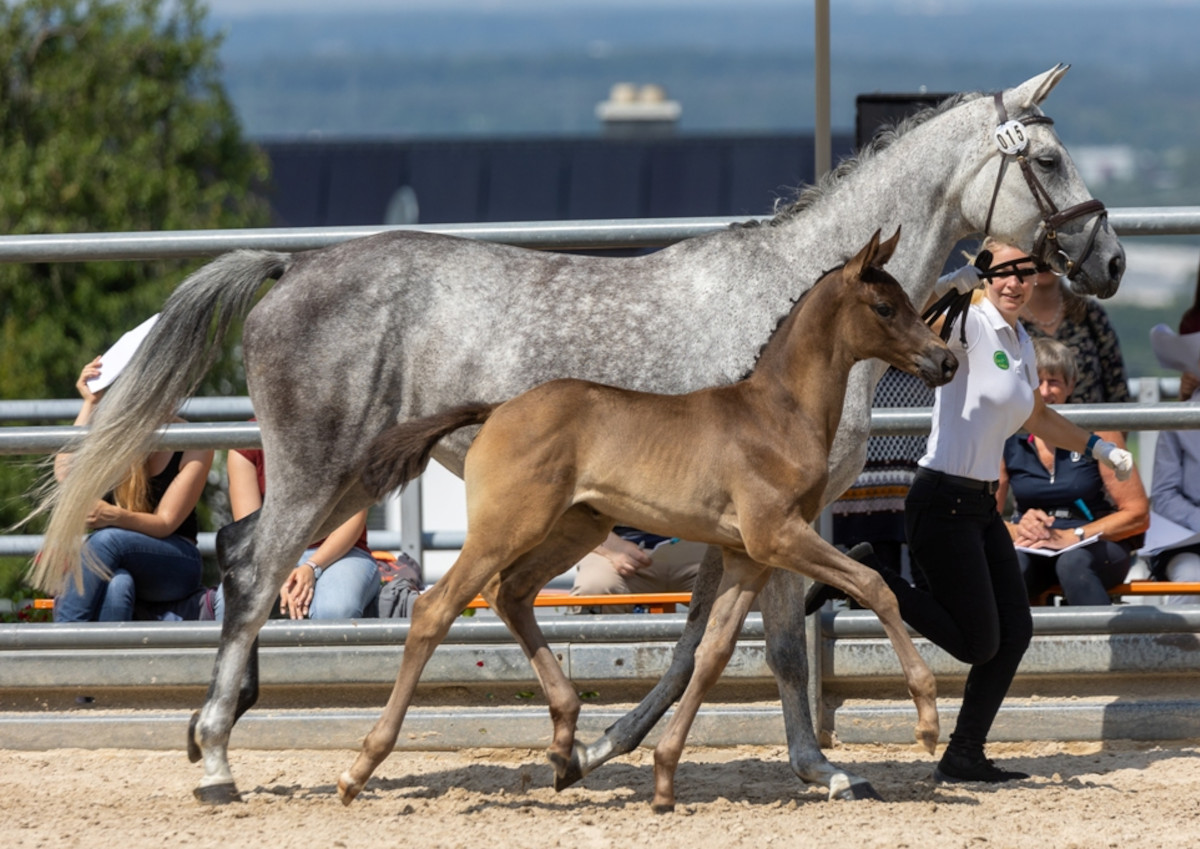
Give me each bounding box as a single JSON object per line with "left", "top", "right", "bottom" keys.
{"left": 33, "top": 65, "right": 1123, "bottom": 805}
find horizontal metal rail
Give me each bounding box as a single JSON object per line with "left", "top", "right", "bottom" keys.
{"left": 3, "top": 403, "right": 1198, "bottom": 457}
{"left": 0, "top": 380, "right": 1181, "bottom": 423}
{"left": 0, "top": 207, "right": 1196, "bottom": 263}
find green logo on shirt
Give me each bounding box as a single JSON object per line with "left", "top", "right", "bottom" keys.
{"left": 993, "top": 350, "right": 1010, "bottom": 370}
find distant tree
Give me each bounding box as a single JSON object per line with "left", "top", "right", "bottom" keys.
{"left": 0, "top": 0, "right": 269, "bottom": 585}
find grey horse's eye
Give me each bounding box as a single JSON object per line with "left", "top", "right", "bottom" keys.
{"left": 1035, "top": 155, "right": 1058, "bottom": 170}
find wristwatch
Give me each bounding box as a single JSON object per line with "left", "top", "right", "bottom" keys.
{"left": 1073, "top": 527, "right": 1086, "bottom": 540}
{"left": 304, "top": 560, "right": 324, "bottom": 581}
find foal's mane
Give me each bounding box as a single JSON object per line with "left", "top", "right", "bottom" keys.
{"left": 734, "top": 90, "right": 985, "bottom": 229}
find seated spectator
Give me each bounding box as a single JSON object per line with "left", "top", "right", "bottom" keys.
{"left": 999, "top": 338, "right": 1149, "bottom": 605}
{"left": 1147, "top": 279, "right": 1200, "bottom": 604}
{"left": 53, "top": 355, "right": 212, "bottom": 622}
{"left": 570, "top": 526, "right": 703, "bottom": 613}
{"left": 1017, "top": 250, "right": 1131, "bottom": 404}
{"left": 215, "top": 436, "right": 380, "bottom": 620}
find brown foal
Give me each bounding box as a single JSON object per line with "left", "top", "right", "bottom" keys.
{"left": 339, "top": 228, "right": 958, "bottom": 811}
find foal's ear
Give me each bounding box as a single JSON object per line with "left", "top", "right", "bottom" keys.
{"left": 844, "top": 228, "right": 883, "bottom": 280}
{"left": 874, "top": 226, "right": 901, "bottom": 268}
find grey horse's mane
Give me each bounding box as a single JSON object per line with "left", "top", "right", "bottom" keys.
{"left": 736, "top": 90, "right": 985, "bottom": 229}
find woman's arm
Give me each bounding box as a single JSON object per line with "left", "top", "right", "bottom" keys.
{"left": 1086, "top": 430, "right": 1150, "bottom": 542}
{"left": 278, "top": 509, "right": 370, "bottom": 619}
{"left": 1022, "top": 392, "right": 1092, "bottom": 455}
{"left": 227, "top": 450, "right": 264, "bottom": 521}
{"left": 1023, "top": 393, "right": 1133, "bottom": 480}
{"left": 55, "top": 357, "right": 103, "bottom": 482}
{"left": 1151, "top": 431, "right": 1200, "bottom": 531}
{"left": 87, "top": 449, "right": 214, "bottom": 538}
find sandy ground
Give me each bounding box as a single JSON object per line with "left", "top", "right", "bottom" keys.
{"left": 3, "top": 741, "right": 1199, "bottom": 849}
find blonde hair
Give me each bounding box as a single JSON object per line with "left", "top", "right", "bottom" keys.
{"left": 111, "top": 462, "right": 152, "bottom": 514}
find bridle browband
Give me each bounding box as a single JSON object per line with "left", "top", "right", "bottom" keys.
{"left": 982, "top": 91, "right": 1107, "bottom": 282}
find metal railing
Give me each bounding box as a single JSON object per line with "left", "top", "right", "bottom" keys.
{"left": 3, "top": 207, "right": 1199, "bottom": 567}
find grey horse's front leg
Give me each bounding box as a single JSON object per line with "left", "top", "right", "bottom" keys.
{"left": 555, "top": 545, "right": 723, "bottom": 790}
{"left": 759, "top": 569, "right": 882, "bottom": 801}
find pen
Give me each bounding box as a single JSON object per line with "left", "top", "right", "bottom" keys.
{"left": 1074, "top": 499, "right": 1094, "bottom": 521}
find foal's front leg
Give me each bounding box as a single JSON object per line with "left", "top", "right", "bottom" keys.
{"left": 651, "top": 552, "right": 770, "bottom": 813}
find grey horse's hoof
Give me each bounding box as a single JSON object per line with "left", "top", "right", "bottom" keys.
{"left": 549, "top": 743, "right": 586, "bottom": 792}
{"left": 186, "top": 711, "right": 202, "bottom": 763}
{"left": 193, "top": 782, "right": 243, "bottom": 805}
{"left": 830, "top": 780, "right": 884, "bottom": 802}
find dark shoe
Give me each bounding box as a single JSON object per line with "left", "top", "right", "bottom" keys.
{"left": 804, "top": 542, "right": 877, "bottom": 615}
{"left": 934, "top": 748, "right": 1030, "bottom": 784}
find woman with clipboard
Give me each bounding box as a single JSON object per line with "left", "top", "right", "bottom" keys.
{"left": 999, "top": 337, "right": 1149, "bottom": 606}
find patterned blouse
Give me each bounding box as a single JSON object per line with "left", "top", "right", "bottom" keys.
{"left": 1020, "top": 284, "right": 1131, "bottom": 404}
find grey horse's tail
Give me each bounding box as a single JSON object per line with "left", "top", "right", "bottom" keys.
{"left": 27, "top": 250, "right": 292, "bottom": 594}
{"left": 363, "top": 403, "right": 497, "bottom": 500}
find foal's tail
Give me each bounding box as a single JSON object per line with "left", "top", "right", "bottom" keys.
{"left": 27, "top": 250, "right": 292, "bottom": 594}
{"left": 363, "top": 403, "right": 497, "bottom": 500}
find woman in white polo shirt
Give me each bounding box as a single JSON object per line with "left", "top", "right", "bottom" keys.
{"left": 809, "top": 239, "right": 1132, "bottom": 783}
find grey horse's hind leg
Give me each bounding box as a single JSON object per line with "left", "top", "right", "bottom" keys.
{"left": 187, "top": 514, "right": 262, "bottom": 770}
{"left": 759, "top": 569, "right": 882, "bottom": 801}
{"left": 557, "top": 545, "right": 723, "bottom": 790}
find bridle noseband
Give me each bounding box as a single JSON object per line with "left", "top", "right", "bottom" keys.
{"left": 982, "top": 92, "right": 1107, "bottom": 282}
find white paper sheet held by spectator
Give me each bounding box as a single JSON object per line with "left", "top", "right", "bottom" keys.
{"left": 86, "top": 314, "right": 159, "bottom": 392}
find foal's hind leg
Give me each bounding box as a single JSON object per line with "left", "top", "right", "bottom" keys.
{"left": 747, "top": 519, "right": 939, "bottom": 755}
{"left": 759, "top": 569, "right": 882, "bottom": 801}
{"left": 651, "top": 551, "right": 770, "bottom": 813}
{"left": 560, "top": 544, "right": 722, "bottom": 789}
{"left": 338, "top": 538, "right": 533, "bottom": 805}
{"left": 484, "top": 509, "right": 610, "bottom": 782}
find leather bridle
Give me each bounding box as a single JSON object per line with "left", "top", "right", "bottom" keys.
{"left": 982, "top": 92, "right": 1107, "bottom": 282}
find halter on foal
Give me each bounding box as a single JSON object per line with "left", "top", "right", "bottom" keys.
{"left": 339, "top": 228, "right": 957, "bottom": 810}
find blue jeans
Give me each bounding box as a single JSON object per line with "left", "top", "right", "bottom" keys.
{"left": 215, "top": 545, "right": 381, "bottom": 620}
{"left": 53, "top": 528, "right": 204, "bottom": 622}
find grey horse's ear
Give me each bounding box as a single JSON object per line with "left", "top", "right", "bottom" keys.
{"left": 1006, "top": 63, "right": 1069, "bottom": 112}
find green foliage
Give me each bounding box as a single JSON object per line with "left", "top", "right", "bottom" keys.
{"left": 0, "top": 0, "right": 270, "bottom": 575}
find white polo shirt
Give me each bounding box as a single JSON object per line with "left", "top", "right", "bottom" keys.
{"left": 919, "top": 296, "right": 1038, "bottom": 482}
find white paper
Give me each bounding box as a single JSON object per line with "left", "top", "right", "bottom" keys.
{"left": 86, "top": 314, "right": 159, "bottom": 392}
{"left": 1139, "top": 510, "right": 1200, "bottom": 557}
{"left": 1149, "top": 324, "right": 1200, "bottom": 379}
{"left": 1015, "top": 533, "right": 1101, "bottom": 557}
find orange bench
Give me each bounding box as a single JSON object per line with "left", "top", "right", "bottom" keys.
{"left": 1036, "top": 581, "right": 1200, "bottom": 605}
{"left": 465, "top": 591, "right": 692, "bottom": 614}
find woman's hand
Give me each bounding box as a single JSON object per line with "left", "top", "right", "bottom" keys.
{"left": 85, "top": 500, "right": 122, "bottom": 529}
{"left": 76, "top": 356, "right": 104, "bottom": 404}
{"left": 1016, "top": 526, "right": 1077, "bottom": 551}
{"left": 597, "top": 534, "right": 653, "bottom": 579}
{"left": 1015, "top": 508, "right": 1054, "bottom": 543}
{"left": 279, "top": 564, "right": 316, "bottom": 619}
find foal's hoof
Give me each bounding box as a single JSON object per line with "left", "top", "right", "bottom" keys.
{"left": 650, "top": 801, "right": 675, "bottom": 815}
{"left": 548, "top": 742, "right": 586, "bottom": 792}
{"left": 186, "top": 711, "right": 202, "bottom": 763}
{"left": 337, "top": 772, "right": 364, "bottom": 807}
{"left": 830, "top": 780, "right": 884, "bottom": 802}
{"left": 193, "top": 782, "right": 242, "bottom": 805}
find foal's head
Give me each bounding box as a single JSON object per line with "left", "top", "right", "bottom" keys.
{"left": 835, "top": 228, "right": 958, "bottom": 388}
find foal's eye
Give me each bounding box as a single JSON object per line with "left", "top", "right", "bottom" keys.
{"left": 873, "top": 303, "right": 894, "bottom": 318}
